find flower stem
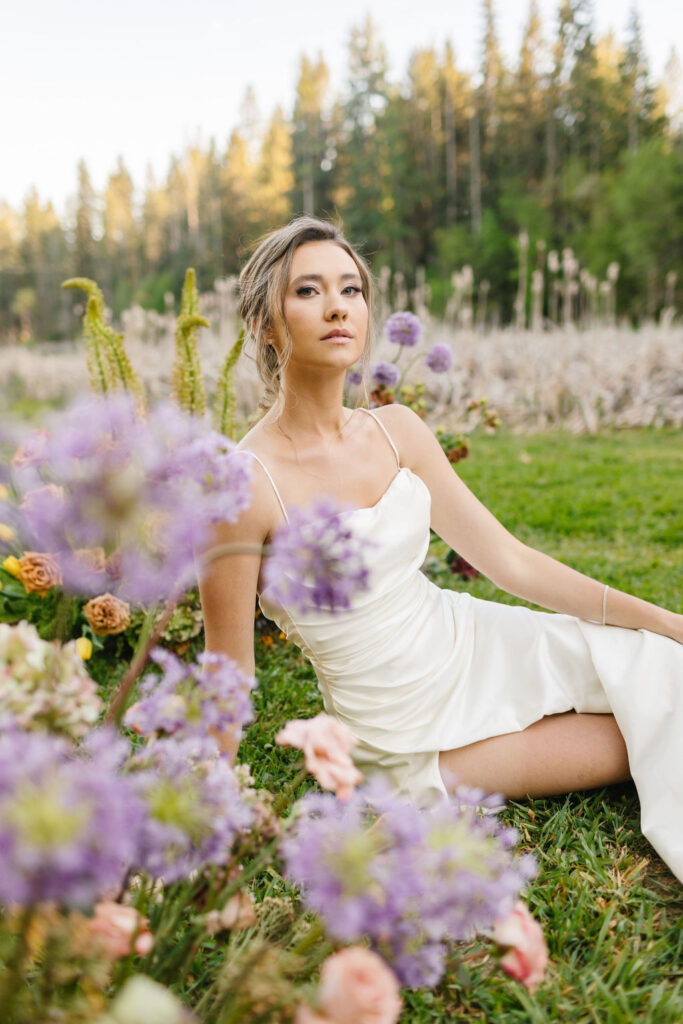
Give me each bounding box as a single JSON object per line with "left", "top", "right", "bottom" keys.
{"left": 105, "top": 593, "right": 179, "bottom": 725}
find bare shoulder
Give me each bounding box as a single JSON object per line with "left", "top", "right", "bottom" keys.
{"left": 371, "top": 404, "right": 439, "bottom": 466}
{"left": 227, "top": 425, "right": 284, "bottom": 542}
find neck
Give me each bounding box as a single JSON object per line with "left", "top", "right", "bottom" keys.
{"left": 273, "top": 366, "right": 350, "bottom": 439}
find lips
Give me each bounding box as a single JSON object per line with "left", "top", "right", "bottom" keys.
{"left": 321, "top": 329, "right": 352, "bottom": 340}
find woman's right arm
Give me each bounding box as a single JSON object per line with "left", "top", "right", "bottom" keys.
{"left": 197, "top": 465, "right": 274, "bottom": 759}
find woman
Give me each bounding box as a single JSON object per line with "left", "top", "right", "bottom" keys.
{"left": 198, "top": 216, "right": 683, "bottom": 882}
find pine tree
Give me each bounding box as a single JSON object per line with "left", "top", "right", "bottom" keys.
{"left": 292, "top": 54, "right": 331, "bottom": 216}
{"left": 255, "top": 106, "right": 294, "bottom": 231}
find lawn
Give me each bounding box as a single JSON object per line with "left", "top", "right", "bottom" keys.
{"left": 244, "top": 428, "right": 683, "bottom": 1023}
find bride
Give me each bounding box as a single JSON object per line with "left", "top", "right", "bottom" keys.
{"left": 198, "top": 216, "right": 683, "bottom": 883}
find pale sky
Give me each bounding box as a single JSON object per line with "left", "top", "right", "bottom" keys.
{"left": 1, "top": 0, "right": 680, "bottom": 217}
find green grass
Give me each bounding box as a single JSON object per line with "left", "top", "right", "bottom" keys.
{"left": 245, "top": 428, "right": 683, "bottom": 1023}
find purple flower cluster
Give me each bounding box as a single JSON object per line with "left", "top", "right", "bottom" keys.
{"left": 346, "top": 369, "right": 364, "bottom": 386}
{"left": 385, "top": 311, "right": 423, "bottom": 348}
{"left": 424, "top": 343, "right": 454, "bottom": 374}
{"left": 0, "top": 727, "right": 144, "bottom": 907}
{"left": 371, "top": 362, "right": 400, "bottom": 389}
{"left": 124, "top": 648, "right": 256, "bottom": 743}
{"left": 130, "top": 737, "right": 252, "bottom": 883}
{"left": 281, "top": 780, "right": 536, "bottom": 987}
{"left": 5, "top": 395, "right": 252, "bottom": 602}
{"left": 263, "top": 498, "right": 371, "bottom": 614}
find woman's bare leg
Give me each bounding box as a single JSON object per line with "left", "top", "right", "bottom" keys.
{"left": 439, "top": 712, "right": 630, "bottom": 800}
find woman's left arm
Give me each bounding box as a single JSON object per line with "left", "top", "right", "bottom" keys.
{"left": 383, "top": 406, "right": 683, "bottom": 644}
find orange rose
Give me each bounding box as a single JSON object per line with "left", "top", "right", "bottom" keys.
{"left": 83, "top": 593, "right": 131, "bottom": 636}
{"left": 17, "top": 552, "right": 62, "bottom": 595}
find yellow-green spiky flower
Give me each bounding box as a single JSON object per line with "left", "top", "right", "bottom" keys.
{"left": 171, "top": 268, "right": 209, "bottom": 417}
{"left": 62, "top": 277, "right": 146, "bottom": 413}
{"left": 213, "top": 328, "right": 245, "bottom": 439}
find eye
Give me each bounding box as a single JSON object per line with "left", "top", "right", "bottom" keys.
{"left": 296, "top": 285, "right": 316, "bottom": 296}
{"left": 343, "top": 285, "right": 362, "bottom": 295}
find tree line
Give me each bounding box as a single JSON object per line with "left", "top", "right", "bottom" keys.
{"left": 1, "top": 0, "right": 682, "bottom": 342}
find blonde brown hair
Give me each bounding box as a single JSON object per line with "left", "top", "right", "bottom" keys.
{"left": 238, "top": 216, "right": 374, "bottom": 411}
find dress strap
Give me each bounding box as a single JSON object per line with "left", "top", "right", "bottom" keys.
{"left": 357, "top": 407, "right": 401, "bottom": 468}
{"left": 233, "top": 450, "right": 289, "bottom": 522}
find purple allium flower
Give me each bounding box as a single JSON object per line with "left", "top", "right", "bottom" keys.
{"left": 424, "top": 343, "right": 454, "bottom": 374}
{"left": 124, "top": 648, "right": 255, "bottom": 743}
{"left": 262, "top": 498, "right": 371, "bottom": 614}
{"left": 371, "top": 362, "right": 400, "bottom": 389}
{"left": 130, "top": 737, "right": 252, "bottom": 883}
{"left": 0, "top": 727, "right": 145, "bottom": 907}
{"left": 7, "top": 395, "right": 252, "bottom": 602}
{"left": 281, "top": 779, "right": 535, "bottom": 988}
{"left": 346, "top": 370, "right": 363, "bottom": 386}
{"left": 385, "top": 311, "right": 423, "bottom": 347}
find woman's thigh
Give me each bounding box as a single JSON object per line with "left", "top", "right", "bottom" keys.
{"left": 438, "top": 711, "right": 630, "bottom": 800}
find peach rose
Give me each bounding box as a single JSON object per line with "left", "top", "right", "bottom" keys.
{"left": 17, "top": 551, "right": 62, "bottom": 595}
{"left": 296, "top": 948, "right": 402, "bottom": 1024}
{"left": 83, "top": 593, "right": 131, "bottom": 636}
{"left": 88, "top": 900, "right": 154, "bottom": 959}
{"left": 276, "top": 713, "right": 363, "bottom": 802}
{"left": 493, "top": 901, "right": 548, "bottom": 993}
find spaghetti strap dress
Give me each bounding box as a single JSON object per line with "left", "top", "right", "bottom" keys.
{"left": 244, "top": 409, "right": 683, "bottom": 883}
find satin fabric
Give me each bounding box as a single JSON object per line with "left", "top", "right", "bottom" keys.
{"left": 259, "top": 465, "right": 683, "bottom": 883}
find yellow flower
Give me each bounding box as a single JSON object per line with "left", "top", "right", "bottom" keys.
{"left": 0, "top": 484, "right": 8, "bottom": 500}
{"left": 75, "top": 637, "right": 93, "bottom": 660}
{"left": 2, "top": 555, "right": 21, "bottom": 577}
{"left": 0, "top": 523, "right": 15, "bottom": 543}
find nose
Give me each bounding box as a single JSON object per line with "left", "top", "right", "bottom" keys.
{"left": 325, "top": 293, "right": 348, "bottom": 321}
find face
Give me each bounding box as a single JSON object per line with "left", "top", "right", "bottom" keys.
{"left": 269, "top": 241, "right": 368, "bottom": 373}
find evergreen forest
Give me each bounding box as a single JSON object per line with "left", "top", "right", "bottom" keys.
{"left": 2, "top": 1, "right": 682, "bottom": 342}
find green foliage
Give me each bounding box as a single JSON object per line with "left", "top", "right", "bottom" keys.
{"left": 171, "top": 268, "right": 209, "bottom": 417}
{"left": 62, "top": 277, "right": 145, "bottom": 410}
{"left": 213, "top": 328, "right": 246, "bottom": 438}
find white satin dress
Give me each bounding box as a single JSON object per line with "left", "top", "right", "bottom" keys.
{"left": 252, "top": 409, "right": 683, "bottom": 883}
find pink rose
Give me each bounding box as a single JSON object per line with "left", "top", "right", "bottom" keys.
{"left": 276, "top": 713, "right": 363, "bottom": 802}
{"left": 296, "top": 947, "right": 402, "bottom": 1024}
{"left": 88, "top": 900, "right": 154, "bottom": 960}
{"left": 493, "top": 901, "right": 548, "bottom": 993}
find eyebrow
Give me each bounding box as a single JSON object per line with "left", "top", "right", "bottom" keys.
{"left": 290, "top": 272, "right": 362, "bottom": 285}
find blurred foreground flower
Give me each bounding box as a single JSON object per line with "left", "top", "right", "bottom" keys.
{"left": 130, "top": 737, "right": 252, "bottom": 883}
{"left": 296, "top": 946, "right": 402, "bottom": 1024}
{"left": 493, "top": 900, "right": 548, "bottom": 993}
{"left": 88, "top": 900, "right": 154, "bottom": 960}
{"left": 0, "top": 620, "right": 101, "bottom": 739}
{"left": 276, "top": 713, "right": 363, "bottom": 802}
{"left": 101, "top": 974, "right": 197, "bottom": 1024}
{"left": 4, "top": 395, "right": 252, "bottom": 602}
{"left": 263, "top": 498, "right": 371, "bottom": 614}
{"left": 282, "top": 781, "right": 537, "bottom": 987}
{"left": 124, "top": 647, "right": 255, "bottom": 745}
{"left": 0, "top": 728, "right": 144, "bottom": 906}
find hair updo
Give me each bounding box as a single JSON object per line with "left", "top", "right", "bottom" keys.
{"left": 238, "top": 216, "right": 374, "bottom": 412}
